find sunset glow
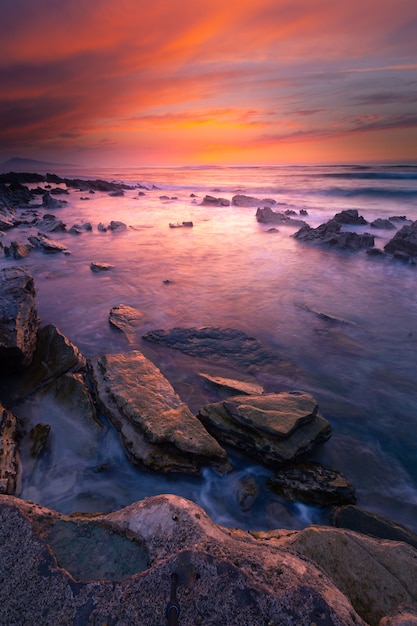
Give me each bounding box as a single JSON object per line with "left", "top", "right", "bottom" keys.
{"left": 1, "top": 0, "right": 416, "bottom": 166}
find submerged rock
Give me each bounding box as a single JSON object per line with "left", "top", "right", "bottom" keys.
{"left": 197, "top": 391, "right": 331, "bottom": 468}
{"left": 27, "top": 422, "right": 51, "bottom": 458}
{"left": 143, "top": 326, "right": 297, "bottom": 375}
{"left": 90, "top": 261, "right": 114, "bottom": 272}
{"left": 88, "top": 351, "right": 229, "bottom": 474}
{"left": 0, "top": 493, "right": 367, "bottom": 626}
{"left": 0, "top": 404, "right": 19, "bottom": 494}
{"left": 109, "top": 304, "right": 145, "bottom": 342}
{"left": 198, "top": 372, "right": 264, "bottom": 396}
{"left": 266, "top": 462, "right": 356, "bottom": 507}
{"left": 201, "top": 195, "right": 230, "bottom": 206}
{"left": 232, "top": 194, "right": 276, "bottom": 207}
{"left": 0, "top": 266, "right": 39, "bottom": 372}
{"left": 28, "top": 233, "right": 68, "bottom": 253}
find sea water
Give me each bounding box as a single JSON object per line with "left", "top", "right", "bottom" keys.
{"left": 1, "top": 163, "right": 417, "bottom": 532}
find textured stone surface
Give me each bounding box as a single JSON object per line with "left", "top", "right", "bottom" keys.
{"left": 384, "top": 220, "right": 417, "bottom": 257}
{"left": 0, "top": 494, "right": 366, "bottom": 626}
{"left": 198, "top": 392, "right": 331, "bottom": 467}
{"left": 0, "top": 403, "right": 19, "bottom": 494}
{"left": 109, "top": 304, "right": 145, "bottom": 342}
{"left": 0, "top": 266, "right": 39, "bottom": 372}
{"left": 20, "top": 324, "right": 86, "bottom": 394}
{"left": 198, "top": 372, "right": 264, "bottom": 396}
{"left": 267, "top": 462, "right": 356, "bottom": 507}
{"left": 285, "top": 525, "right": 417, "bottom": 626}
{"left": 88, "top": 351, "right": 229, "bottom": 474}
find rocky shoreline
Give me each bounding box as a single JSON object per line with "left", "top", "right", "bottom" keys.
{"left": 1, "top": 173, "right": 417, "bottom": 624}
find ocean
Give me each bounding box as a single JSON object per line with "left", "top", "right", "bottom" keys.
{"left": 2, "top": 163, "right": 417, "bottom": 532}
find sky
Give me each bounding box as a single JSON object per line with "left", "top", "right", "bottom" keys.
{"left": 1, "top": 0, "right": 417, "bottom": 167}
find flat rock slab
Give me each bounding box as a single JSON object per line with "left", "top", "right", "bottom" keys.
{"left": 224, "top": 391, "right": 318, "bottom": 438}
{"left": 0, "top": 493, "right": 366, "bottom": 626}
{"left": 0, "top": 266, "right": 39, "bottom": 372}
{"left": 198, "top": 392, "right": 331, "bottom": 467}
{"left": 88, "top": 351, "right": 228, "bottom": 474}
{"left": 143, "top": 326, "right": 297, "bottom": 375}
{"left": 109, "top": 304, "right": 145, "bottom": 342}
{"left": 199, "top": 372, "right": 264, "bottom": 396}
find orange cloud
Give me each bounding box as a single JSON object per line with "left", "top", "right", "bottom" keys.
{"left": 1, "top": 0, "right": 416, "bottom": 165}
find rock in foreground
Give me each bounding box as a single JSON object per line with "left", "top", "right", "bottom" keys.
{"left": 88, "top": 351, "right": 229, "bottom": 474}
{"left": 0, "top": 266, "right": 39, "bottom": 372}
{"left": 198, "top": 391, "right": 331, "bottom": 467}
{"left": 0, "top": 493, "right": 366, "bottom": 626}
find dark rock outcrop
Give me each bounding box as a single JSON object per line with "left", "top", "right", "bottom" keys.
{"left": 256, "top": 206, "right": 306, "bottom": 227}
{"left": 330, "top": 504, "right": 417, "bottom": 550}
{"left": 0, "top": 267, "right": 39, "bottom": 372}
{"left": 333, "top": 209, "right": 368, "bottom": 225}
{"left": 266, "top": 461, "right": 356, "bottom": 506}
{"left": 197, "top": 391, "right": 331, "bottom": 468}
{"left": 384, "top": 220, "right": 417, "bottom": 257}
{"left": 88, "top": 351, "right": 229, "bottom": 474}
{"left": 293, "top": 219, "right": 375, "bottom": 250}
{"left": 4, "top": 240, "right": 32, "bottom": 259}
{"left": 371, "top": 218, "right": 396, "bottom": 230}
{"left": 143, "top": 326, "right": 297, "bottom": 375}
{"left": 201, "top": 195, "right": 230, "bottom": 206}
{"left": 232, "top": 194, "right": 276, "bottom": 207}
{"left": 0, "top": 404, "right": 20, "bottom": 494}
{"left": 0, "top": 493, "right": 367, "bottom": 626}
{"left": 28, "top": 233, "right": 68, "bottom": 253}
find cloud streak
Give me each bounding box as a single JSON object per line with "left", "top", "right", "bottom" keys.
{"left": 1, "top": 0, "right": 416, "bottom": 164}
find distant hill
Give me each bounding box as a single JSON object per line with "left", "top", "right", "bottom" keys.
{"left": 1, "top": 157, "right": 78, "bottom": 170}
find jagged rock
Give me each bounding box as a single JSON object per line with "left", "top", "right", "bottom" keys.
{"left": 28, "top": 233, "right": 68, "bottom": 253}
{"left": 97, "top": 222, "right": 107, "bottom": 232}
{"left": 371, "top": 218, "right": 396, "bottom": 230}
{"left": 143, "top": 326, "right": 297, "bottom": 375}
{"left": 0, "top": 267, "right": 39, "bottom": 372}
{"left": 68, "top": 225, "right": 82, "bottom": 234}
{"left": 109, "top": 304, "right": 145, "bottom": 342}
{"left": 0, "top": 494, "right": 366, "bottom": 625}
{"left": 198, "top": 372, "right": 264, "bottom": 396}
{"left": 266, "top": 462, "right": 356, "bottom": 506}
{"left": 330, "top": 504, "right": 417, "bottom": 550}
{"left": 20, "top": 324, "right": 86, "bottom": 394}
{"left": 27, "top": 423, "right": 51, "bottom": 458}
{"left": 333, "top": 209, "right": 368, "bottom": 225}
{"left": 293, "top": 219, "right": 374, "bottom": 250}
{"left": 201, "top": 195, "right": 230, "bottom": 206}
{"left": 197, "top": 391, "right": 331, "bottom": 468}
{"left": 256, "top": 206, "right": 306, "bottom": 227}
{"left": 4, "top": 240, "right": 32, "bottom": 259}
{"left": 37, "top": 214, "right": 66, "bottom": 232}
{"left": 0, "top": 216, "right": 16, "bottom": 230}
{"left": 0, "top": 404, "right": 19, "bottom": 494}
{"left": 232, "top": 194, "right": 275, "bottom": 207}
{"left": 42, "top": 191, "right": 66, "bottom": 209}
{"left": 88, "top": 351, "right": 229, "bottom": 474}
{"left": 108, "top": 220, "right": 127, "bottom": 231}
{"left": 384, "top": 220, "right": 417, "bottom": 257}
{"left": 90, "top": 261, "right": 114, "bottom": 272}
{"left": 284, "top": 525, "right": 417, "bottom": 626}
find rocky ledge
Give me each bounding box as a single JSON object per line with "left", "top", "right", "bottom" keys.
{"left": 1, "top": 493, "right": 417, "bottom": 625}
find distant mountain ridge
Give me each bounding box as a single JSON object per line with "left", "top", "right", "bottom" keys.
{"left": 1, "top": 156, "right": 78, "bottom": 169}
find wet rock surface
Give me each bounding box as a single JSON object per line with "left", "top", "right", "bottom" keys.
{"left": 256, "top": 206, "right": 306, "bottom": 226}
{"left": 266, "top": 461, "right": 356, "bottom": 506}
{"left": 384, "top": 219, "right": 417, "bottom": 258}
{"left": 0, "top": 493, "right": 367, "bottom": 626}
{"left": 330, "top": 504, "right": 417, "bottom": 550}
{"left": 0, "top": 403, "right": 20, "bottom": 494}
{"left": 143, "top": 326, "right": 297, "bottom": 375}
{"left": 0, "top": 266, "right": 40, "bottom": 372}
{"left": 88, "top": 351, "right": 229, "bottom": 473}
{"left": 108, "top": 304, "right": 145, "bottom": 342}
{"left": 198, "top": 391, "right": 332, "bottom": 467}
